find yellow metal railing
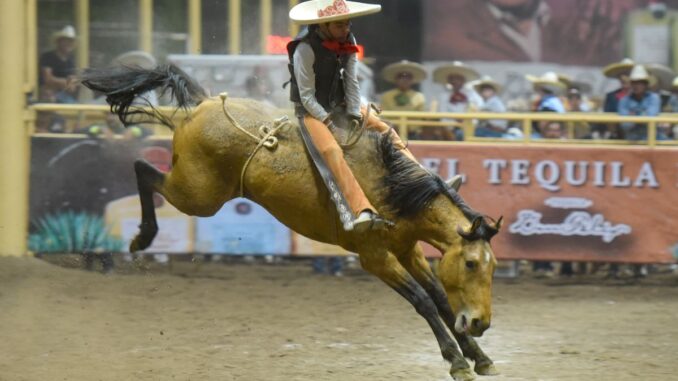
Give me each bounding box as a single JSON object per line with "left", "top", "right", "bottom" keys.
{"left": 27, "top": 103, "right": 678, "bottom": 147}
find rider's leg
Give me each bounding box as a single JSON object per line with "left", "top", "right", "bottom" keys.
{"left": 360, "top": 107, "right": 418, "bottom": 163}
{"left": 303, "top": 115, "right": 376, "bottom": 217}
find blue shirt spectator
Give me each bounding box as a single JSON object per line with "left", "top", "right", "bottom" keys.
{"left": 537, "top": 93, "right": 566, "bottom": 113}
{"left": 618, "top": 92, "right": 661, "bottom": 117}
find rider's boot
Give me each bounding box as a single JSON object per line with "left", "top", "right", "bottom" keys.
{"left": 353, "top": 209, "right": 387, "bottom": 232}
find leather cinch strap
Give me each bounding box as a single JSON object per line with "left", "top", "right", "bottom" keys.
{"left": 297, "top": 117, "right": 356, "bottom": 231}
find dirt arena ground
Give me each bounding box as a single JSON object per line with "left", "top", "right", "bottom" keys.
{"left": 1, "top": 256, "right": 677, "bottom": 381}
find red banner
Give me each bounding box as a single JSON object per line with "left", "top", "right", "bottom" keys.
{"left": 409, "top": 143, "right": 678, "bottom": 264}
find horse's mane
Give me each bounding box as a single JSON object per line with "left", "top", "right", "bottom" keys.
{"left": 376, "top": 133, "right": 498, "bottom": 241}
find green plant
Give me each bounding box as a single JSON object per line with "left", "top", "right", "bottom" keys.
{"left": 28, "top": 211, "right": 124, "bottom": 253}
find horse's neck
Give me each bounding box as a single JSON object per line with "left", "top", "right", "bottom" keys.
{"left": 411, "top": 194, "right": 467, "bottom": 253}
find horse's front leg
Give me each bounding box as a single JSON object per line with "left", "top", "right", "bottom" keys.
{"left": 397, "top": 244, "right": 498, "bottom": 376}
{"left": 359, "top": 250, "right": 475, "bottom": 381}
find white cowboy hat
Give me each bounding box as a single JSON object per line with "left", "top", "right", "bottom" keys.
{"left": 646, "top": 63, "right": 675, "bottom": 90}
{"left": 602, "top": 58, "right": 634, "bottom": 78}
{"left": 526, "top": 72, "right": 566, "bottom": 93}
{"left": 471, "top": 75, "right": 502, "bottom": 93}
{"left": 432, "top": 61, "right": 480, "bottom": 84}
{"left": 289, "top": 0, "right": 381, "bottom": 25}
{"left": 382, "top": 60, "right": 426, "bottom": 84}
{"left": 629, "top": 65, "right": 651, "bottom": 82}
{"left": 114, "top": 51, "right": 157, "bottom": 70}
{"left": 52, "top": 25, "right": 77, "bottom": 41}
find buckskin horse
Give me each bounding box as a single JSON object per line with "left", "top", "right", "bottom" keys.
{"left": 82, "top": 65, "right": 503, "bottom": 381}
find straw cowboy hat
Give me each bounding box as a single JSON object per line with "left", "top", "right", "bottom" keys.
{"left": 382, "top": 60, "right": 426, "bottom": 84}
{"left": 52, "top": 25, "right": 76, "bottom": 42}
{"left": 114, "top": 51, "right": 157, "bottom": 70}
{"left": 432, "top": 61, "right": 480, "bottom": 84}
{"left": 672, "top": 76, "right": 678, "bottom": 91}
{"left": 602, "top": 58, "right": 634, "bottom": 78}
{"left": 289, "top": 0, "right": 381, "bottom": 25}
{"left": 526, "top": 72, "right": 566, "bottom": 93}
{"left": 557, "top": 74, "right": 592, "bottom": 94}
{"left": 471, "top": 75, "right": 502, "bottom": 93}
{"left": 646, "top": 63, "right": 675, "bottom": 91}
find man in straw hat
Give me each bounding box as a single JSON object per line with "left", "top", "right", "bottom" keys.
{"left": 618, "top": 64, "right": 663, "bottom": 141}
{"left": 472, "top": 75, "right": 508, "bottom": 138}
{"left": 526, "top": 71, "right": 566, "bottom": 113}
{"left": 40, "top": 25, "right": 79, "bottom": 103}
{"left": 434, "top": 61, "right": 483, "bottom": 114}
{"left": 287, "top": 0, "right": 419, "bottom": 231}
{"left": 380, "top": 60, "right": 427, "bottom": 112}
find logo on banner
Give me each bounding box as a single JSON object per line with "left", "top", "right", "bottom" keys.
{"left": 509, "top": 197, "right": 632, "bottom": 243}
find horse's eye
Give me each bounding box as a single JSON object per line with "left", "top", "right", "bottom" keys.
{"left": 465, "top": 261, "right": 476, "bottom": 270}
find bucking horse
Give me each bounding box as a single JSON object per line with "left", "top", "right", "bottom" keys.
{"left": 81, "top": 64, "right": 503, "bottom": 381}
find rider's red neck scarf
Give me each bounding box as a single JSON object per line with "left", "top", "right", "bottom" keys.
{"left": 449, "top": 91, "right": 468, "bottom": 104}
{"left": 322, "top": 40, "right": 359, "bottom": 55}
{"left": 615, "top": 88, "right": 629, "bottom": 100}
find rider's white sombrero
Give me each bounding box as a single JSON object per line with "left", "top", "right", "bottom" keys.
{"left": 526, "top": 72, "right": 566, "bottom": 93}
{"left": 471, "top": 75, "right": 502, "bottom": 93}
{"left": 602, "top": 58, "right": 634, "bottom": 78}
{"left": 432, "top": 61, "right": 480, "bottom": 84}
{"left": 289, "top": 0, "right": 381, "bottom": 25}
{"left": 382, "top": 60, "right": 427, "bottom": 84}
{"left": 672, "top": 76, "right": 678, "bottom": 91}
{"left": 52, "top": 25, "right": 76, "bottom": 41}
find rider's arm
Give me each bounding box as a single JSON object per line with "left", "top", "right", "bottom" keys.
{"left": 344, "top": 53, "right": 362, "bottom": 118}
{"left": 293, "top": 42, "right": 330, "bottom": 122}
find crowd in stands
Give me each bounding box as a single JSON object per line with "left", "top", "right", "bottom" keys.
{"left": 377, "top": 58, "right": 678, "bottom": 142}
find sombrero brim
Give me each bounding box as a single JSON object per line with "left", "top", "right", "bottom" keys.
{"left": 526, "top": 75, "right": 566, "bottom": 93}
{"left": 433, "top": 66, "right": 480, "bottom": 84}
{"left": 569, "top": 80, "right": 592, "bottom": 94}
{"left": 290, "top": 1, "right": 381, "bottom": 25}
{"left": 473, "top": 80, "right": 502, "bottom": 93}
{"left": 602, "top": 63, "right": 634, "bottom": 78}
{"left": 646, "top": 64, "right": 676, "bottom": 91}
{"left": 114, "top": 51, "right": 157, "bottom": 70}
{"left": 382, "top": 62, "right": 426, "bottom": 84}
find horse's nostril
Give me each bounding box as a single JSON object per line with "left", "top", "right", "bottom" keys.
{"left": 471, "top": 318, "right": 482, "bottom": 329}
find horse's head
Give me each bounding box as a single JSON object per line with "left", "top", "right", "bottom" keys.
{"left": 438, "top": 215, "right": 502, "bottom": 337}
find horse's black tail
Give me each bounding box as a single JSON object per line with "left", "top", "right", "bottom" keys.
{"left": 81, "top": 64, "right": 207, "bottom": 130}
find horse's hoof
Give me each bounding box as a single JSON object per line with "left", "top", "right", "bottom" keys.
{"left": 450, "top": 367, "right": 476, "bottom": 381}
{"left": 474, "top": 362, "right": 499, "bottom": 376}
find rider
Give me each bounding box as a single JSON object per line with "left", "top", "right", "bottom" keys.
{"left": 287, "top": 0, "right": 418, "bottom": 231}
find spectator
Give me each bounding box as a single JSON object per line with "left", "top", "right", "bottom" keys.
{"left": 666, "top": 76, "right": 678, "bottom": 113}
{"left": 39, "top": 25, "right": 79, "bottom": 103}
{"left": 540, "top": 121, "right": 565, "bottom": 139}
{"left": 618, "top": 65, "right": 664, "bottom": 141}
{"left": 380, "top": 60, "right": 427, "bottom": 112}
{"left": 380, "top": 60, "right": 428, "bottom": 140}
{"left": 472, "top": 76, "right": 508, "bottom": 138}
{"left": 526, "top": 71, "right": 566, "bottom": 277}
{"left": 597, "top": 58, "right": 634, "bottom": 139}
{"left": 434, "top": 61, "right": 483, "bottom": 140}
{"left": 565, "top": 88, "right": 594, "bottom": 138}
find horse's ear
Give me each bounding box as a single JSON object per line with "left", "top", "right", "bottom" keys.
{"left": 457, "top": 216, "right": 482, "bottom": 238}
{"left": 495, "top": 216, "right": 503, "bottom": 231}
{"left": 447, "top": 175, "right": 463, "bottom": 192}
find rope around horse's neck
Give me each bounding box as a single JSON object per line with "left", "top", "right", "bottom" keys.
{"left": 219, "top": 93, "right": 291, "bottom": 197}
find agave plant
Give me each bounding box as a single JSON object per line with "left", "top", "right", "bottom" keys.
{"left": 28, "top": 211, "right": 124, "bottom": 253}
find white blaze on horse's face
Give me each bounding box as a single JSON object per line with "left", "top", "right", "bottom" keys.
{"left": 438, "top": 239, "right": 496, "bottom": 337}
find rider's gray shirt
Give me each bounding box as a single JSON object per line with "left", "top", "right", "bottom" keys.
{"left": 293, "top": 41, "right": 362, "bottom": 122}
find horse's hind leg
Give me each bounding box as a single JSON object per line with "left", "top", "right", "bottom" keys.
{"left": 397, "top": 244, "right": 497, "bottom": 376}
{"left": 129, "top": 160, "right": 164, "bottom": 252}
{"left": 359, "top": 250, "right": 475, "bottom": 381}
